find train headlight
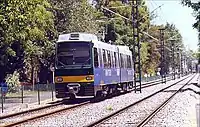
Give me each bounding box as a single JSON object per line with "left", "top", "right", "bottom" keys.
{"left": 86, "top": 76, "right": 93, "bottom": 80}
{"left": 56, "top": 77, "right": 63, "bottom": 82}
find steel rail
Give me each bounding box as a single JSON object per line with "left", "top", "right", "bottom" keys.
{"left": 0, "top": 100, "right": 64, "bottom": 120}
{"left": 1, "top": 101, "right": 90, "bottom": 127}
{"left": 0, "top": 74, "right": 176, "bottom": 126}
{"left": 85, "top": 74, "right": 193, "bottom": 127}
{"left": 0, "top": 76, "right": 172, "bottom": 120}
{"left": 136, "top": 74, "right": 197, "bottom": 127}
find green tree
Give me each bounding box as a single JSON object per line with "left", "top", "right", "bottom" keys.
{"left": 182, "top": 0, "right": 200, "bottom": 32}
{"left": 143, "top": 25, "right": 161, "bottom": 75}
{"left": 182, "top": 0, "right": 200, "bottom": 63}
{"left": 49, "top": 0, "right": 99, "bottom": 34}
{"left": 94, "top": 0, "right": 151, "bottom": 75}
{"left": 0, "top": 0, "right": 55, "bottom": 85}
{"left": 164, "top": 23, "right": 183, "bottom": 73}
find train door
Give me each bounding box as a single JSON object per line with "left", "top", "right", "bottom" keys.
{"left": 93, "top": 47, "right": 103, "bottom": 93}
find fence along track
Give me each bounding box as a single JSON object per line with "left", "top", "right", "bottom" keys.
{"left": 85, "top": 74, "right": 193, "bottom": 127}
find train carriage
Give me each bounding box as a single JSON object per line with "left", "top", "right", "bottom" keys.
{"left": 54, "top": 32, "right": 134, "bottom": 99}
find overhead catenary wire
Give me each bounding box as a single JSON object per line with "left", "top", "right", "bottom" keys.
{"left": 101, "top": 6, "right": 161, "bottom": 41}
{"left": 102, "top": 4, "right": 163, "bottom": 24}
{"left": 101, "top": 5, "right": 173, "bottom": 51}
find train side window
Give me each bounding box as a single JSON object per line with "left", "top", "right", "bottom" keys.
{"left": 94, "top": 48, "right": 99, "bottom": 68}
{"left": 107, "top": 50, "right": 111, "bottom": 68}
{"left": 102, "top": 49, "right": 107, "bottom": 68}
{"left": 124, "top": 55, "right": 127, "bottom": 68}
{"left": 120, "top": 54, "right": 124, "bottom": 68}
{"left": 111, "top": 51, "right": 115, "bottom": 68}
{"left": 98, "top": 48, "right": 102, "bottom": 67}
{"left": 126, "top": 55, "right": 128, "bottom": 68}
{"left": 113, "top": 52, "right": 116, "bottom": 68}
{"left": 116, "top": 53, "right": 119, "bottom": 68}
{"left": 127, "top": 55, "right": 131, "bottom": 68}
{"left": 110, "top": 51, "right": 113, "bottom": 68}
{"left": 129, "top": 55, "right": 132, "bottom": 68}
{"left": 130, "top": 55, "right": 133, "bottom": 68}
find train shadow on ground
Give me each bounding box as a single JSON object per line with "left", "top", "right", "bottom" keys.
{"left": 61, "top": 98, "right": 93, "bottom": 105}
{"left": 49, "top": 87, "right": 164, "bottom": 105}
{"left": 47, "top": 99, "right": 66, "bottom": 104}
{"left": 90, "top": 90, "right": 133, "bottom": 103}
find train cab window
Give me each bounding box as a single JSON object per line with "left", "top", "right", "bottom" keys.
{"left": 102, "top": 49, "right": 107, "bottom": 68}
{"left": 107, "top": 50, "right": 111, "bottom": 68}
{"left": 94, "top": 48, "right": 99, "bottom": 67}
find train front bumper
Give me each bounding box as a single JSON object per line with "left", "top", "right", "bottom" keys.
{"left": 55, "top": 82, "right": 94, "bottom": 98}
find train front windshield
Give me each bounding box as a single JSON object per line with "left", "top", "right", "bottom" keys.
{"left": 56, "top": 42, "right": 91, "bottom": 68}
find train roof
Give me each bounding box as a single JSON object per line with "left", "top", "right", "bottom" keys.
{"left": 57, "top": 32, "right": 132, "bottom": 55}
{"left": 93, "top": 41, "right": 119, "bottom": 52}
{"left": 117, "top": 45, "right": 132, "bottom": 55}
{"left": 57, "top": 32, "right": 98, "bottom": 42}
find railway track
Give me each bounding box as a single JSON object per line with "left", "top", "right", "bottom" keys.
{"left": 136, "top": 74, "right": 198, "bottom": 127}
{"left": 85, "top": 74, "right": 195, "bottom": 127}
{"left": 0, "top": 75, "right": 178, "bottom": 127}
{"left": 0, "top": 101, "right": 90, "bottom": 127}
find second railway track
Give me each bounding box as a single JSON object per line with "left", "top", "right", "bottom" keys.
{"left": 85, "top": 74, "right": 196, "bottom": 127}
{"left": 136, "top": 74, "right": 198, "bottom": 127}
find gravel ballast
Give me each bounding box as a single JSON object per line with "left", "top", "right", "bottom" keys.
{"left": 144, "top": 77, "right": 200, "bottom": 127}
{"left": 16, "top": 74, "right": 198, "bottom": 127}
{"left": 100, "top": 75, "right": 198, "bottom": 127}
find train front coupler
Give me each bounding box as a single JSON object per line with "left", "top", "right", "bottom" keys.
{"left": 67, "top": 83, "right": 80, "bottom": 99}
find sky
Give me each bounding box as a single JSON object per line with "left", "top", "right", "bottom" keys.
{"left": 146, "top": 0, "right": 199, "bottom": 51}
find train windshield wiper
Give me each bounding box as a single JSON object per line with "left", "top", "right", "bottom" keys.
{"left": 57, "top": 60, "right": 68, "bottom": 68}
{"left": 81, "top": 58, "right": 91, "bottom": 68}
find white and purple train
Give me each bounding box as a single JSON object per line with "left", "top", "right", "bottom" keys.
{"left": 54, "top": 32, "right": 134, "bottom": 99}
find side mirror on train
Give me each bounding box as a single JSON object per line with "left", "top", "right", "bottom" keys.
{"left": 90, "top": 41, "right": 94, "bottom": 46}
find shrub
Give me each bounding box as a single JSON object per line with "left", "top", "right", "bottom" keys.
{"left": 5, "top": 71, "right": 20, "bottom": 93}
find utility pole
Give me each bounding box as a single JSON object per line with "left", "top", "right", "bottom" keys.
{"left": 132, "top": 0, "right": 142, "bottom": 93}
{"left": 180, "top": 51, "right": 183, "bottom": 76}
{"left": 177, "top": 47, "right": 181, "bottom": 78}
{"left": 170, "top": 40, "right": 176, "bottom": 80}
{"left": 183, "top": 54, "right": 187, "bottom": 75}
{"left": 159, "top": 28, "right": 166, "bottom": 84}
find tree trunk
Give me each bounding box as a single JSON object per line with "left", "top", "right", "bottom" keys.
{"left": 31, "top": 57, "right": 35, "bottom": 90}
{"left": 39, "top": 63, "right": 48, "bottom": 84}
